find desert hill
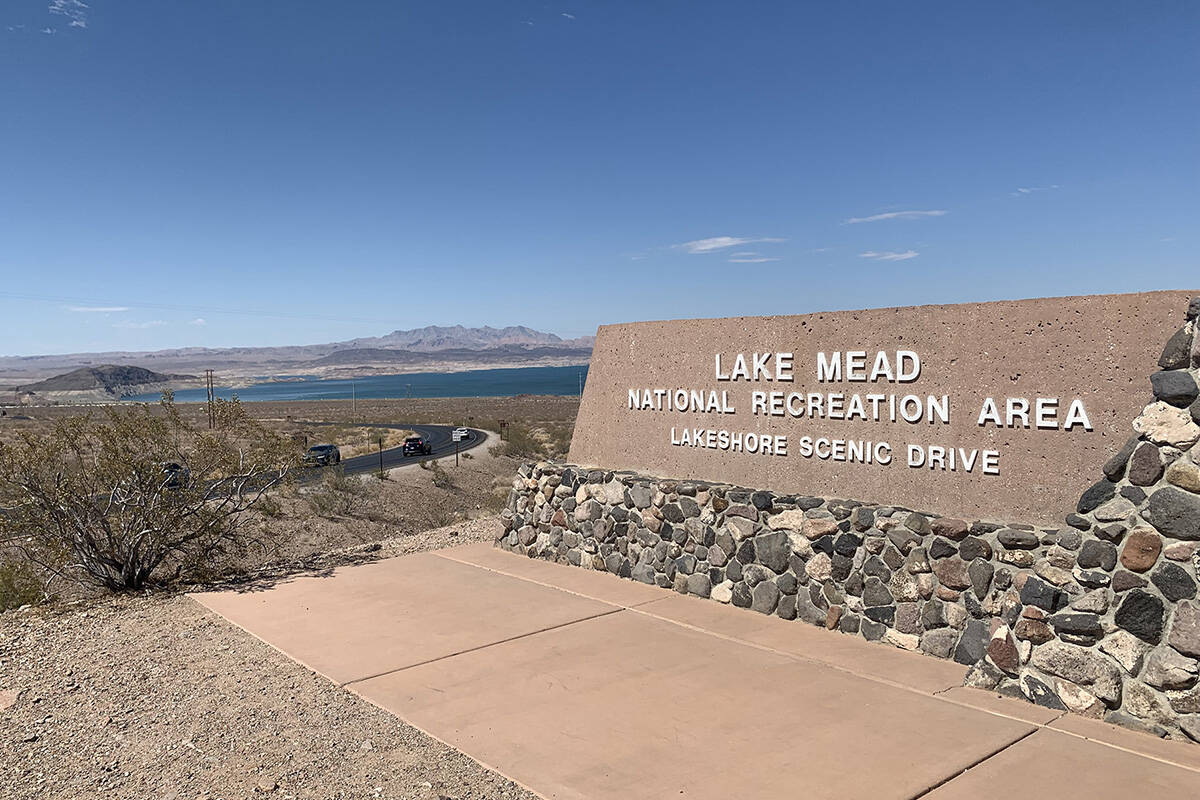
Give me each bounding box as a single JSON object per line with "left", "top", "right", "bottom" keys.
{"left": 12, "top": 365, "right": 199, "bottom": 403}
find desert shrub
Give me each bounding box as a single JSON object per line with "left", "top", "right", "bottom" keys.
{"left": 305, "top": 467, "right": 368, "bottom": 517}
{"left": 482, "top": 485, "right": 511, "bottom": 514}
{"left": 428, "top": 460, "right": 455, "bottom": 490}
{"left": 488, "top": 422, "right": 544, "bottom": 459}
{"left": 0, "top": 394, "right": 298, "bottom": 591}
{"left": 427, "top": 505, "right": 458, "bottom": 528}
{"left": 0, "top": 555, "right": 43, "bottom": 611}
{"left": 257, "top": 494, "right": 284, "bottom": 518}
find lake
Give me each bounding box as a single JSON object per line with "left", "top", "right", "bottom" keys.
{"left": 126, "top": 364, "right": 589, "bottom": 403}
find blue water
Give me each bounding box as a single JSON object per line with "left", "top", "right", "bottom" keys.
{"left": 126, "top": 364, "right": 589, "bottom": 403}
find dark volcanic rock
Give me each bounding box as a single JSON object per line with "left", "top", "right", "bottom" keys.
{"left": 1102, "top": 436, "right": 1140, "bottom": 481}
{"left": 862, "top": 575, "right": 893, "bottom": 608}
{"left": 1143, "top": 488, "right": 1200, "bottom": 542}
{"left": 751, "top": 580, "right": 780, "bottom": 614}
{"left": 953, "top": 619, "right": 989, "bottom": 665}
{"left": 959, "top": 536, "right": 994, "bottom": 561}
{"left": 1077, "top": 540, "right": 1118, "bottom": 571}
{"left": 1019, "top": 576, "right": 1061, "bottom": 611}
{"left": 1159, "top": 326, "right": 1194, "bottom": 369}
{"left": 1151, "top": 369, "right": 1200, "bottom": 407}
{"left": 1114, "top": 589, "right": 1165, "bottom": 644}
{"left": 1065, "top": 513, "right": 1092, "bottom": 531}
{"left": 1151, "top": 562, "right": 1198, "bottom": 601}
{"left": 929, "top": 537, "right": 958, "bottom": 560}
{"left": 753, "top": 531, "right": 792, "bottom": 573}
{"left": 1077, "top": 480, "right": 1117, "bottom": 514}
{"left": 968, "top": 558, "right": 994, "bottom": 599}
{"left": 1048, "top": 612, "right": 1104, "bottom": 644}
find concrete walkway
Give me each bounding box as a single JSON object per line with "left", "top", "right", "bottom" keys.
{"left": 192, "top": 543, "right": 1200, "bottom": 799}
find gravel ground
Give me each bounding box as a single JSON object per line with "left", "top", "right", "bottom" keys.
{"left": 0, "top": 518, "right": 539, "bottom": 800}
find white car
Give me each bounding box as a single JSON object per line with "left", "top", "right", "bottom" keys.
{"left": 452, "top": 427, "right": 470, "bottom": 442}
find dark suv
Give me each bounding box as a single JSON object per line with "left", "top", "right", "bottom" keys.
{"left": 403, "top": 435, "right": 432, "bottom": 457}
{"left": 303, "top": 444, "right": 341, "bottom": 466}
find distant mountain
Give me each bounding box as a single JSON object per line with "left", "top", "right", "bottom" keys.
{"left": 14, "top": 365, "right": 198, "bottom": 402}
{"left": 0, "top": 325, "right": 594, "bottom": 387}
{"left": 342, "top": 325, "right": 592, "bottom": 352}
{"left": 306, "top": 344, "right": 593, "bottom": 367}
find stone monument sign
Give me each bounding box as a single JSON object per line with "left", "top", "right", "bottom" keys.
{"left": 570, "top": 291, "right": 1197, "bottom": 524}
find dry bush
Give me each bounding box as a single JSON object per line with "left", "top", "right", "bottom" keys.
{"left": 0, "top": 554, "right": 43, "bottom": 610}
{"left": 0, "top": 394, "right": 298, "bottom": 592}
{"left": 304, "top": 468, "right": 371, "bottom": 517}
{"left": 428, "top": 460, "right": 456, "bottom": 490}
{"left": 487, "top": 422, "right": 544, "bottom": 459}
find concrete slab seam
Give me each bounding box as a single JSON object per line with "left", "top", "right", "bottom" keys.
{"left": 340, "top": 607, "right": 624, "bottom": 688}
{"left": 431, "top": 550, "right": 667, "bottom": 609}
{"left": 907, "top": 728, "right": 1040, "bottom": 800}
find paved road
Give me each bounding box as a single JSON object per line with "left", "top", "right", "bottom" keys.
{"left": 304, "top": 423, "right": 488, "bottom": 475}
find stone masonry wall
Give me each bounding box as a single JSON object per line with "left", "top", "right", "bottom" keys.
{"left": 497, "top": 296, "right": 1200, "bottom": 741}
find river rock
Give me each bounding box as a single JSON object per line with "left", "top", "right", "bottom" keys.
{"left": 1120, "top": 528, "right": 1163, "bottom": 572}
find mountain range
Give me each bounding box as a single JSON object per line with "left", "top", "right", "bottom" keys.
{"left": 0, "top": 325, "right": 595, "bottom": 389}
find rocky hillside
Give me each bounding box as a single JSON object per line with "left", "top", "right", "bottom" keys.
{"left": 12, "top": 365, "right": 198, "bottom": 403}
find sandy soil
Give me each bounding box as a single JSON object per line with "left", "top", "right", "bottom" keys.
{"left": 0, "top": 516, "right": 539, "bottom": 800}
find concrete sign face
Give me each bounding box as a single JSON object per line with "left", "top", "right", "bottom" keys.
{"left": 569, "top": 291, "right": 1197, "bottom": 524}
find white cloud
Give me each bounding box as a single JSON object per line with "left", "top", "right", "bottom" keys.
{"left": 41, "top": 27, "right": 56, "bottom": 34}
{"left": 860, "top": 250, "right": 919, "bottom": 262}
{"left": 188, "top": 317, "right": 207, "bottom": 326}
{"left": 1013, "top": 185, "right": 1060, "bottom": 196}
{"left": 729, "top": 256, "right": 779, "bottom": 263}
{"left": 844, "top": 210, "right": 946, "bottom": 224}
{"left": 562, "top": 12, "right": 575, "bottom": 19}
{"left": 48, "top": 0, "right": 88, "bottom": 28}
{"left": 673, "top": 236, "right": 786, "bottom": 254}
{"left": 66, "top": 305, "right": 129, "bottom": 313}
{"left": 112, "top": 319, "right": 166, "bottom": 329}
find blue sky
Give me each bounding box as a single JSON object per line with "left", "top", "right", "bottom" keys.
{"left": 1, "top": 1, "right": 1196, "bottom": 355}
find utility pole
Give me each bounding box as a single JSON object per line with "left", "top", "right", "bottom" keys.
{"left": 455, "top": 439, "right": 459, "bottom": 467}
{"left": 378, "top": 436, "right": 384, "bottom": 478}
{"left": 205, "top": 369, "right": 215, "bottom": 429}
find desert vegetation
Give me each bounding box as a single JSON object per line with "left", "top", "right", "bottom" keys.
{"left": 0, "top": 395, "right": 577, "bottom": 609}
{"left": 0, "top": 395, "right": 298, "bottom": 596}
